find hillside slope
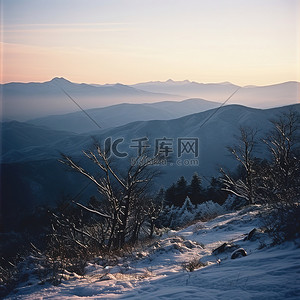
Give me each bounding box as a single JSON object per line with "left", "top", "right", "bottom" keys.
{"left": 5, "top": 205, "right": 300, "bottom": 299}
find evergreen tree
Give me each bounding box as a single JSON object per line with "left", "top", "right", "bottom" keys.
{"left": 206, "top": 177, "right": 227, "bottom": 205}
{"left": 178, "top": 196, "right": 195, "bottom": 225}
{"left": 180, "top": 196, "right": 195, "bottom": 213}
{"left": 174, "top": 176, "right": 188, "bottom": 207}
{"left": 189, "top": 173, "right": 204, "bottom": 205}
{"left": 164, "top": 184, "right": 176, "bottom": 207}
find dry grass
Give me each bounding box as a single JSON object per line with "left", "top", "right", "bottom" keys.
{"left": 182, "top": 258, "right": 207, "bottom": 272}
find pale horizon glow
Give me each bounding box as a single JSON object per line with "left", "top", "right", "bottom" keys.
{"left": 1, "top": 0, "right": 299, "bottom": 86}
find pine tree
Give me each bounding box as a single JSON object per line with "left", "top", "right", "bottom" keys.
{"left": 165, "top": 184, "right": 176, "bottom": 207}
{"left": 174, "top": 176, "right": 188, "bottom": 207}
{"left": 178, "top": 196, "right": 195, "bottom": 225}
{"left": 180, "top": 196, "right": 194, "bottom": 213}
{"left": 207, "top": 177, "right": 227, "bottom": 205}
{"left": 189, "top": 173, "right": 204, "bottom": 205}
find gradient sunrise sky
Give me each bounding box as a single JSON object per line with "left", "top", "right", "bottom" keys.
{"left": 0, "top": 0, "right": 299, "bottom": 85}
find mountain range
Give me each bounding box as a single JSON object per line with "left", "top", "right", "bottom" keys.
{"left": 27, "top": 98, "right": 221, "bottom": 133}
{"left": 2, "top": 103, "right": 300, "bottom": 231}
{"left": 1, "top": 78, "right": 299, "bottom": 121}
{"left": 4, "top": 104, "right": 299, "bottom": 167}
{"left": 132, "top": 79, "right": 300, "bottom": 108}
{"left": 0, "top": 77, "right": 183, "bottom": 121}
{"left": 1, "top": 76, "right": 299, "bottom": 231}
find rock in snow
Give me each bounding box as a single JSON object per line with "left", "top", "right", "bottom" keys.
{"left": 231, "top": 248, "right": 248, "bottom": 259}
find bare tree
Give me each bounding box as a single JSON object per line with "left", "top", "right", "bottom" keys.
{"left": 221, "top": 126, "right": 259, "bottom": 204}
{"left": 221, "top": 110, "right": 300, "bottom": 207}
{"left": 259, "top": 110, "right": 300, "bottom": 243}
{"left": 262, "top": 109, "right": 300, "bottom": 205}
{"left": 58, "top": 143, "right": 160, "bottom": 250}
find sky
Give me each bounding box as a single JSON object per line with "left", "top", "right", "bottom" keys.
{"left": 0, "top": 0, "right": 299, "bottom": 86}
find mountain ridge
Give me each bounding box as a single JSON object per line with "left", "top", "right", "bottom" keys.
{"left": 1, "top": 78, "right": 299, "bottom": 121}
{"left": 2, "top": 103, "right": 299, "bottom": 229}
{"left": 0, "top": 78, "right": 184, "bottom": 121}
{"left": 27, "top": 98, "right": 221, "bottom": 133}
{"left": 132, "top": 80, "right": 300, "bottom": 108}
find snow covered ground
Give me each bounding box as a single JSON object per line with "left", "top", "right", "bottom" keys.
{"left": 5, "top": 206, "right": 300, "bottom": 299}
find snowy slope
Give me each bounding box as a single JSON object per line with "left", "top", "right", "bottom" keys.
{"left": 5, "top": 206, "right": 300, "bottom": 299}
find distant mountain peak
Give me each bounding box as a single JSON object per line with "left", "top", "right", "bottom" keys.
{"left": 166, "top": 79, "right": 191, "bottom": 84}
{"left": 104, "top": 83, "right": 134, "bottom": 89}
{"left": 218, "top": 81, "right": 233, "bottom": 85}
{"left": 114, "top": 83, "right": 128, "bottom": 87}
{"left": 49, "top": 77, "right": 72, "bottom": 84}
{"left": 166, "top": 79, "right": 175, "bottom": 83}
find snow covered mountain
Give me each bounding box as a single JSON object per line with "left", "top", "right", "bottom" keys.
{"left": 27, "top": 98, "right": 221, "bottom": 133}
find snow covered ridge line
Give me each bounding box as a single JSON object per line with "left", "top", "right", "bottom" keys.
{"left": 4, "top": 205, "right": 300, "bottom": 299}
